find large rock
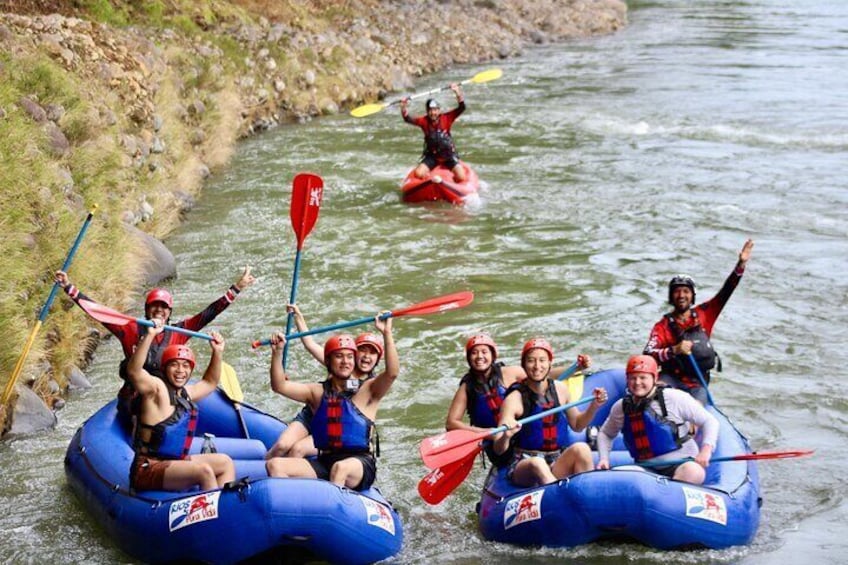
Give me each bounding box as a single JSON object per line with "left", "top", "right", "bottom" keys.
{"left": 124, "top": 224, "right": 177, "bottom": 285}
{"left": 7, "top": 385, "right": 57, "bottom": 436}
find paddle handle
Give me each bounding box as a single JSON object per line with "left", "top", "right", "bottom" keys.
{"left": 135, "top": 318, "right": 214, "bottom": 341}
{"left": 687, "top": 353, "right": 715, "bottom": 406}
{"left": 557, "top": 360, "right": 581, "bottom": 381}
{"left": 252, "top": 311, "right": 392, "bottom": 349}
{"left": 38, "top": 206, "right": 98, "bottom": 321}
{"left": 281, "top": 248, "right": 304, "bottom": 368}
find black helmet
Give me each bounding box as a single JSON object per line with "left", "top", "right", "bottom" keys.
{"left": 425, "top": 98, "right": 440, "bottom": 110}
{"left": 668, "top": 274, "right": 696, "bottom": 304}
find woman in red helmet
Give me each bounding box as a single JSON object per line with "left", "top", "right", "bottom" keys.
{"left": 492, "top": 338, "right": 607, "bottom": 487}
{"left": 445, "top": 334, "right": 594, "bottom": 467}
{"left": 126, "top": 319, "right": 235, "bottom": 492}
{"left": 265, "top": 313, "right": 398, "bottom": 491}
{"left": 265, "top": 305, "right": 386, "bottom": 460}
{"left": 643, "top": 239, "right": 754, "bottom": 404}
{"left": 400, "top": 83, "right": 467, "bottom": 182}
{"left": 54, "top": 267, "right": 255, "bottom": 425}
{"left": 596, "top": 355, "right": 718, "bottom": 485}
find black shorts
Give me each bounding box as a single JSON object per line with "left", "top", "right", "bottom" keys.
{"left": 421, "top": 154, "right": 460, "bottom": 171}
{"left": 292, "top": 404, "right": 314, "bottom": 429}
{"left": 309, "top": 452, "right": 377, "bottom": 491}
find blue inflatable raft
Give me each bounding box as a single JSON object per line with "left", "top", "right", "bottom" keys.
{"left": 477, "top": 368, "right": 761, "bottom": 550}
{"left": 65, "top": 389, "right": 404, "bottom": 564}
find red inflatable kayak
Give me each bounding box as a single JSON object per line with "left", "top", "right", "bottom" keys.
{"left": 400, "top": 162, "right": 480, "bottom": 205}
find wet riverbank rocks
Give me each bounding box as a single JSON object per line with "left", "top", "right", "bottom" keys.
{"left": 0, "top": 0, "right": 625, "bottom": 435}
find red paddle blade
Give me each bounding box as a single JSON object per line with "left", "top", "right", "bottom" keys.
{"left": 725, "top": 449, "right": 815, "bottom": 462}
{"left": 418, "top": 449, "right": 479, "bottom": 505}
{"left": 420, "top": 428, "right": 489, "bottom": 470}
{"left": 76, "top": 299, "right": 133, "bottom": 326}
{"left": 290, "top": 173, "right": 324, "bottom": 249}
{"left": 392, "top": 291, "right": 474, "bottom": 318}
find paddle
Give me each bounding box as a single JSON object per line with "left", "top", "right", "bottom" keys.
{"left": 281, "top": 173, "right": 324, "bottom": 369}
{"left": 76, "top": 298, "right": 215, "bottom": 341}
{"left": 418, "top": 449, "right": 478, "bottom": 505}
{"left": 350, "top": 68, "right": 503, "bottom": 118}
{"left": 2, "top": 206, "right": 98, "bottom": 406}
{"left": 218, "top": 361, "right": 249, "bottom": 439}
{"left": 420, "top": 395, "right": 594, "bottom": 470}
{"left": 557, "top": 360, "right": 580, "bottom": 381}
{"left": 632, "top": 449, "right": 814, "bottom": 468}
{"left": 252, "top": 290, "right": 474, "bottom": 348}
{"left": 687, "top": 353, "right": 715, "bottom": 406}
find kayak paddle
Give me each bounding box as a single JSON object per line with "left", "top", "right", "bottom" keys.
{"left": 252, "top": 290, "right": 473, "bottom": 348}
{"left": 3, "top": 205, "right": 98, "bottom": 405}
{"left": 76, "top": 298, "right": 215, "bottom": 341}
{"left": 418, "top": 449, "right": 478, "bottom": 505}
{"left": 282, "top": 173, "right": 324, "bottom": 368}
{"left": 632, "top": 449, "right": 815, "bottom": 468}
{"left": 350, "top": 68, "right": 503, "bottom": 118}
{"left": 420, "top": 395, "right": 594, "bottom": 470}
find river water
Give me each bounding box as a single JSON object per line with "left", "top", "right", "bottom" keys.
{"left": 2, "top": 0, "right": 846, "bottom": 563}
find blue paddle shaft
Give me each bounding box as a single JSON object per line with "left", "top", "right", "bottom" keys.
{"left": 255, "top": 311, "right": 392, "bottom": 348}
{"left": 488, "top": 395, "right": 594, "bottom": 438}
{"left": 687, "top": 353, "right": 715, "bottom": 406}
{"left": 38, "top": 209, "right": 96, "bottom": 322}
{"left": 135, "top": 318, "right": 213, "bottom": 341}
{"left": 557, "top": 360, "right": 580, "bottom": 381}
{"left": 281, "top": 248, "right": 303, "bottom": 368}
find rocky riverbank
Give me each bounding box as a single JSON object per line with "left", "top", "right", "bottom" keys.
{"left": 0, "top": 0, "right": 626, "bottom": 435}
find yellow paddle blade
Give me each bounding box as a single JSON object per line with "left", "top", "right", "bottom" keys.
{"left": 567, "top": 372, "right": 585, "bottom": 403}
{"left": 350, "top": 102, "right": 387, "bottom": 118}
{"left": 470, "top": 68, "right": 503, "bottom": 84}
{"left": 219, "top": 361, "right": 244, "bottom": 403}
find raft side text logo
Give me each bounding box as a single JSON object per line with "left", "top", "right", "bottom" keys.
{"left": 360, "top": 496, "right": 396, "bottom": 536}
{"left": 169, "top": 491, "right": 221, "bottom": 532}
{"left": 682, "top": 486, "right": 727, "bottom": 526}
{"left": 503, "top": 489, "right": 544, "bottom": 530}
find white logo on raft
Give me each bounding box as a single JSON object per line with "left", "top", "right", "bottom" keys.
{"left": 503, "top": 489, "right": 545, "bottom": 530}
{"left": 168, "top": 491, "right": 221, "bottom": 532}
{"left": 682, "top": 486, "right": 727, "bottom": 526}
{"left": 360, "top": 496, "right": 396, "bottom": 536}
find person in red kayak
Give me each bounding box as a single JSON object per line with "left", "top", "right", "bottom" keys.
{"left": 55, "top": 266, "right": 256, "bottom": 425}
{"left": 401, "top": 83, "right": 467, "bottom": 182}
{"left": 643, "top": 239, "right": 754, "bottom": 405}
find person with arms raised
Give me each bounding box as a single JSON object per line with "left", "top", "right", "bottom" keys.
{"left": 266, "top": 304, "right": 386, "bottom": 459}
{"left": 596, "top": 355, "right": 718, "bottom": 485}
{"left": 493, "top": 338, "right": 607, "bottom": 487}
{"left": 401, "top": 83, "right": 467, "bottom": 182}
{"left": 265, "top": 314, "right": 398, "bottom": 491}
{"left": 55, "top": 267, "right": 256, "bottom": 425}
{"left": 127, "top": 321, "right": 235, "bottom": 492}
{"left": 643, "top": 239, "right": 754, "bottom": 404}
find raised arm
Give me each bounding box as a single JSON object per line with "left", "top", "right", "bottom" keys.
{"left": 366, "top": 314, "right": 398, "bottom": 401}
{"left": 186, "top": 331, "right": 224, "bottom": 401}
{"left": 287, "top": 303, "right": 324, "bottom": 363}
{"left": 268, "top": 332, "right": 317, "bottom": 405}
{"left": 493, "top": 390, "right": 522, "bottom": 455}
{"left": 179, "top": 266, "right": 256, "bottom": 332}
{"left": 127, "top": 320, "right": 165, "bottom": 398}
{"left": 564, "top": 384, "right": 607, "bottom": 433}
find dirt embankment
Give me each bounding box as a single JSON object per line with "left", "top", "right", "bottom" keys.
{"left": 0, "top": 0, "right": 626, "bottom": 435}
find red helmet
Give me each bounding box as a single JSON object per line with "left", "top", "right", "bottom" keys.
{"left": 145, "top": 288, "right": 173, "bottom": 308}
{"left": 521, "top": 337, "right": 554, "bottom": 362}
{"left": 465, "top": 334, "right": 498, "bottom": 361}
{"left": 161, "top": 344, "right": 195, "bottom": 370}
{"left": 626, "top": 355, "right": 658, "bottom": 378}
{"left": 355, "top": 333, "right": 384, "bottom": 362}
{"left": 324, "top": 334, "right": 357, "bottom": 361}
